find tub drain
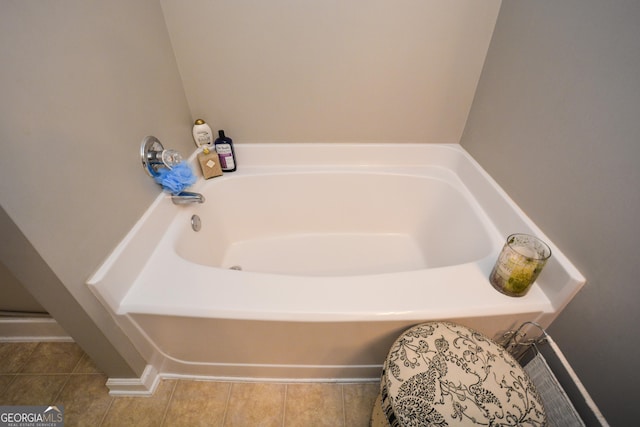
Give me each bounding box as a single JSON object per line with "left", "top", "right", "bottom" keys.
{"left": 229, "top": 265, "right": 242, "bottom": 271}
{"left": 190, "top": 214, "right": 201, "bottom": 232}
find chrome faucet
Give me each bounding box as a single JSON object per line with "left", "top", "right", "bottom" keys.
{"left": 171, "top": 191, "right": 205, "bottom": 205}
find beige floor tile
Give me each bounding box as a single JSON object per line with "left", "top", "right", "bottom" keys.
{"left": 284, "top": 383, "right": 344, "bottom": 427}
{"left": 101, "top": 379, "right": 176, "bottom": 427}
{"left": 72, "top": 353, "right": 102, "bottom": 374}
{"left": 343, "top": 383, "right": 379, "bottom": 427}
{"left": 20, "top": 342, "right": 85, "bottom": 374}
{"left": 0, "top": 342, "right": 38, "bottom": 373}
{"left": 224, "top": 382, "right": 285, "bottom": 427}
{"left": 163, "top": 380, "right": 230, "bottom": 427}
{"left": 57, "top": 374, "right": 112, "bottom": 427}
{"left": 0, "top": 375, "right": 16, "bottom": 400}
{"left": 0, "top": 374, "right": 69, "bottom": 405}
{"left": 1, "top": 341, "right": 382, "bottom": 426}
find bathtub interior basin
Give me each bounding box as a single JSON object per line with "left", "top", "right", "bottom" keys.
{"left": 175, "top": 172, "right": 494, "bottom": 276}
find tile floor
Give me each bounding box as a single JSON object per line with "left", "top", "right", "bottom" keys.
{"left": 0, "top": 342, "right": 380, "bottom": 426}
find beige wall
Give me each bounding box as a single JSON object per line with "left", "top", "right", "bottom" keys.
{"left": 0, "top": 260, "right": 46, "bottom": 314}
{"left": 1, "top": 0, "right": 501, "bottom": 377}
{"left": 0, "top": 1, "right": 193, "bottom": 376}
{"left": 461, "top": 1, "right": 640, "bottom": 424}
{"left": 161, "top": 0, "right": 501, "bottom": 143}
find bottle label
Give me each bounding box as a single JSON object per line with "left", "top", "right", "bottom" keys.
{"left": 193, "top": 123, "right": 213, "bottom": 147}
{"left": 216, "top": 144, "right": 235, "bottom": 169}
{"left": 196, "top": 132, "right": 210, "bottom": 146}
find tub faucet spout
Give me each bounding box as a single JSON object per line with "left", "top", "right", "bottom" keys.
{"left": 171, "top": 191, "right": 205, "bottom": 205}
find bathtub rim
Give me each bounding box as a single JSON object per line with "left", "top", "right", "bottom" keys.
{"left": 87, "top": 142, "right": 585, "bottom": 323}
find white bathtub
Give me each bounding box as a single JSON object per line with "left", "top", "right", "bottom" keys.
{"left": 88, "top": 143, "right": 584, "bottom": 384}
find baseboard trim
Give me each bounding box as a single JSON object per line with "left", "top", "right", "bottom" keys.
{"left": 106, "top": 364, "right": 160, "bottom": 396}
{"left": 0, "top": 317, "right": 72, "bottom": 342}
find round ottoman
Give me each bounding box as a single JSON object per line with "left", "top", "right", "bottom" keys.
{"left": 371, "top": 322, "right": 546, "bottom": 426}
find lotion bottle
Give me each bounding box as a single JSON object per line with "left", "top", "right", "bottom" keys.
{"left": 192, "top": 119, "right": 214, "bottom": 148}
{"left": 214, "top": 130, "right": 237, "bottom": 172}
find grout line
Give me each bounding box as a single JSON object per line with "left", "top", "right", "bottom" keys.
{"left": 15, "top": 342, "right": 40, "bottom": 374}
{"left": 159, "top": 379, "right": 179, "bottom": 426}
{"left": 0, "top": 374, "right": 18, "bottom": 400}
{"left": 220, "top": 381, "right": 233, "bottom": 426}
{"left": 69, "top": 371, "right": 104, "bottom": 376}
{"left": 70, "top": 352, "right": 85, "bottom": 374}
{"left": 281, "top": 384, "right": 288, "bottom": 427}
{"left": 6, "top": 372, "right": 68, "bottom": 376}
{"left": 341, "top": 384, "right": 346, "bottom": 427}
{"left": 52, "top": 374, "right": 72, "bottom": 403}
{"left": 98, "top": 395, "right": 115, "bottom": 427}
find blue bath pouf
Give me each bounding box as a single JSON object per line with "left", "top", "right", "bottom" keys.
{"left": 154, "top": 162, "right": 197, "bottom": 195}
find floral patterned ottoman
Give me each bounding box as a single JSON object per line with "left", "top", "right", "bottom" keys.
{"left": 371, "top": 322, "right": 546, "bottom": 426}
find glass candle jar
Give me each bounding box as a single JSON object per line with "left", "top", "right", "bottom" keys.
{"left": 489, "top": 233, "right": 551, "bottom": 297}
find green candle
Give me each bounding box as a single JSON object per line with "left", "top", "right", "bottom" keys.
{"left": 489, "top": 234, "right": 551, "bottom": 297}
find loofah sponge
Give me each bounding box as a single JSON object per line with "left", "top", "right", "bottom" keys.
{"left": 153, "top": 162, "right": 197, "bottom": 195}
